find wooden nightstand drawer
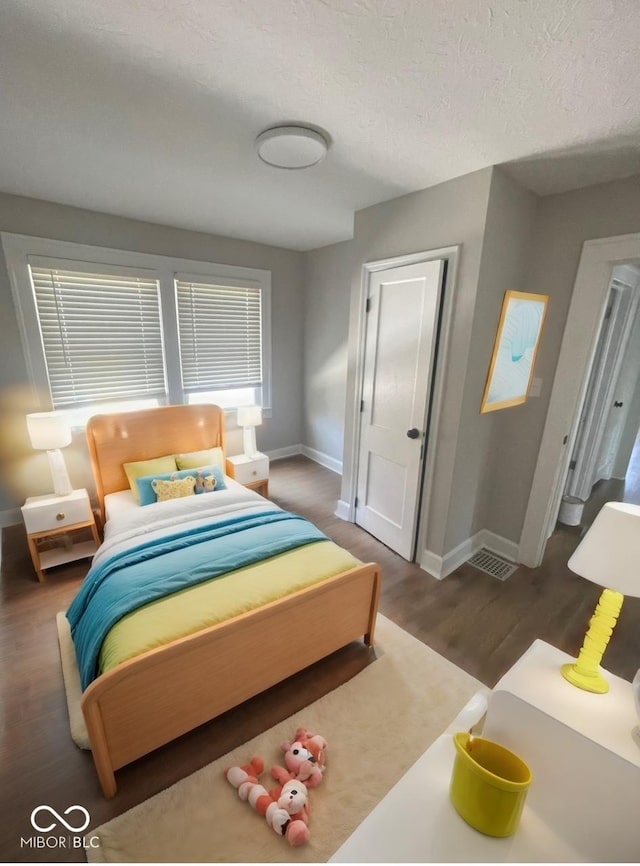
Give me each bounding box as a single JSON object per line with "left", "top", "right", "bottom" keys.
{"left": 21, "top": 489, "right": 93, "bottom": 533}
{"left": 226, "top": 454, "right": 269, "bottom": 485}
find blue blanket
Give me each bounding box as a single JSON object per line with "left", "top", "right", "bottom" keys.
{"left": 67, "top": 508, "right": 327, "bottom": 689}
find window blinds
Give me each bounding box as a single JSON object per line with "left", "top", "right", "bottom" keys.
{"left": 29, "top": 266, "right": 166, "bottom": 408}
{"left": 176, "top": 278, "right": 262, "bottom": 393}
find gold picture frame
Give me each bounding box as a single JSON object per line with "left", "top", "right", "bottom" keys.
{"left": 480, "top": 290, "right": 549, "bottom": 414}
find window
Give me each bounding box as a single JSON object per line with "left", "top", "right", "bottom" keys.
{"left": 176, "top": 275, "right": 262, "bottom": 400}
{"left": 3, "top": 234, "right": 271, "bottom": 424}
{"left": 30, "top": 265, "right": 165, "bottom": 409}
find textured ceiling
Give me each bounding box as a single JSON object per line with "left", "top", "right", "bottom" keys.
{"left": 1, "top": 0, "right": 639, "bottom": 250}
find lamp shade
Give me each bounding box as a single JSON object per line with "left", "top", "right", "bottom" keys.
{"left": 568, "top": 502, "right": 640, "bottom": 598}
{"left": 26, "top": 412, "right": 72, "bottom": 450}
{"left": 237, "top": 405, "right": 262, "bottom": 428}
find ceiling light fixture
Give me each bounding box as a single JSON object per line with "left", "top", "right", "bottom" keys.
{"left": 255, "top": 125, "right": 328, "bottom": 169}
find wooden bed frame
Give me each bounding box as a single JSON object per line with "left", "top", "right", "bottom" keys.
{"left": 81, "top": 404, "right": 381, "bottom": 798}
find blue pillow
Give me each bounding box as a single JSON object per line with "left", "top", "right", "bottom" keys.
{"left": 136, "top": 465, "right": 226, "bottom": 506}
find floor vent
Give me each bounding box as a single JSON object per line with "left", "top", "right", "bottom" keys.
{"left": 467, "top": 549, "right": 518, "bottom": 581}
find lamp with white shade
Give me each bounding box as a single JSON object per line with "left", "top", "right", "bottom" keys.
{"left": 562, "top": 501, "right": 640, "bottom": 694}
{"left": 237, "top": 405, "right": 263, "bottom": 459}
{"left": 26, "top": 412, "right": 73, "bottom": 496}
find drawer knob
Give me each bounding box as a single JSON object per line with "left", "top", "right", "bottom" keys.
{"left": 252, "top": 470, "right": 257, "bottom": 476}
{"left": 56, "top": 512, "right": 66, "bottom": 521}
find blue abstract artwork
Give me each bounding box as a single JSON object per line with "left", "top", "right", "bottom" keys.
{"left": 481, "top": 291, "right": 548, "bottom": 413}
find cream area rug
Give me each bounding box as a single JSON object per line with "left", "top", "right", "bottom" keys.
{"left": 57, "top": 612, "right": 91, "bottom": 749}
{"left": 74, "top": 615, "right": 483, "bottom": 863}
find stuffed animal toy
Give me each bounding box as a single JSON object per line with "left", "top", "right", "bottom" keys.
{"left": 195, "top": 472, "right": 217, "bottom": 494}
{"left": 225, "top": 755, "right": 265, "bottom": 793}
{"left": 225, "top": 759, "right": 310, "bottom": 847}
{"left": 151, "top": 475, "right": 196, "bottom": 501}
{"left": 271, "top": 727, "right": 328, "bottom": 788}
{"left": 294, "top": 727, "right": 328, "bottom": 767}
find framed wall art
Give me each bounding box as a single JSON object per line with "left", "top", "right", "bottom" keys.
{"left": 480, "top": 290, "right": 549, "bottom": 414}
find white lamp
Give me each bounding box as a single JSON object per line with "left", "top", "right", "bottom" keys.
{"left": 236, "top": 405, "right": 262, "bottom": 459}
{"left": 26, "top": 412, "right": 72, "bottom": 496}
{"left": 562, "top": 501, "right": 640, "bottom": 694}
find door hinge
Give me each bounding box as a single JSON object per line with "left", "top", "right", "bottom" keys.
{"left": 569, "top": 459, "right": 576, "bottom": 470}
{"left": 365, "top": 297, "right": 371, "bottom": 313}
{"left": 360, "top": 399, "right": 364, "bottom": 412}
{"left": 355, "top": 496, "right": 359, "bottom": 508}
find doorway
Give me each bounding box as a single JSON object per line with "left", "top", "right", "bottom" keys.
{"left": 355, "top": 258, "right": 444, "bottom": 559}
{"left": 558, "top": 265, "right": 640, "bottom": 531}
{"left": 520, "top": 233, "right": 640, "bottom": 567}
{"left": 580, "top": 427, "right": 640, "bottom": 530}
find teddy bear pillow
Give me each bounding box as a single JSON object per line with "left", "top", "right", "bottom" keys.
{"left": 151, "top": 475, "right": 197, "bottom": 502}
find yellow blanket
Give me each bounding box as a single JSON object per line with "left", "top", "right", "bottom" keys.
{"left": 99, "top": 540, "right": 361, "bottom": 674}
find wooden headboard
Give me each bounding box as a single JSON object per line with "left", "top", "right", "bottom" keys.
{"left": 86, "top": 404, "right": 226, "bottom": 521}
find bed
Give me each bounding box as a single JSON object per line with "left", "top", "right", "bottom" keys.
{"left": 70, "top": 403, "right": 381, "bottom": 798}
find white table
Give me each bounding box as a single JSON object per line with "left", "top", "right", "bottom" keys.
{"left": 331, "top": 640, "right": 640, "bottom": 862}
{"left": 494, "top": 638, "right": 640, "bottom": 768}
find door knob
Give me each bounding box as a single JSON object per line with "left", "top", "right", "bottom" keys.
{"left": 406, "top": 428, "right": 420, "bottom": 439}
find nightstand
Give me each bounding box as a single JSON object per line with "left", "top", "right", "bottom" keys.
{"left": 225, "top": 453, "right": 269, "bottom": 498}
{"left": 21, "top": 488, "right": 101, "bottom": 582}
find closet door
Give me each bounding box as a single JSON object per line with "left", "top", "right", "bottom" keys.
{"left": 356, "top": 259, "right": 444, "bottom": 560}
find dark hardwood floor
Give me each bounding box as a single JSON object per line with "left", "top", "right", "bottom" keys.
{"left": 2, "top": 455, "right": 639, "bottom": 863}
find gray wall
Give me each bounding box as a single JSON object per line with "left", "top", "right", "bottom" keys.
{"left": 449, "top": 171, "right": 640, "bottom": 550}
{"left": 0, "top": 193, "right": 304, "bottom": 514}
{"left": 302, "top": 239, "right": 355, "bottom": 465}
{"left": 303, "top": 167, "right": 540, "bottom": 558}
{"left": 490, "top": 174, "right": 640, "bottom": 548}
{"left": 341, "top": 168, "right": 494, "bottom": 558}
{"left": 471, "top": 168, "right": 539, "bottom": 544}
{"left": 316, "top": 167, "right": 640, "bottom": 563}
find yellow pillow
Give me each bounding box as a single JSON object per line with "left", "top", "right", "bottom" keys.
{"left": 175, "top": 447, "right": 224, "bottom": 470}
{"left": 124, "top": 455, "right": 178, "bottom": 502}
{"left": 151, "top": 476, "right": 196, "bottom": 502}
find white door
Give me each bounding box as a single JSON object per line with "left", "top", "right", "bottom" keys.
{"left": 355, "top": 259, "right": 444, "bottom": 559}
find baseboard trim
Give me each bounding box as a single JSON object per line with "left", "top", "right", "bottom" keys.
{"left": 335, "top": 499, "right": 352, "bottom": 521}
{"left": 1, "top": 507, "right": 22, "bottom": 528}
{"left": 419, "top": 548, "right": 446, "bottom": 580}
{"left": 266, "top": 444, "right": 303, "bottom": 461}
{"left": 421, "top": 529, "right": 519, "bottom": 580}
{"left": 300, "top": 445, "right": 342, "bottom": 475}
{"left": 266, "top": 445, "right": 343, "bottom": 477}
{"left": 421, "top": 532, "right": 483, "bottom": 580}
{"left": 481, "top": 530, "right": 519, "bottom": 564}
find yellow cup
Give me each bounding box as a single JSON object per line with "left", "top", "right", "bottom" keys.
{"left": 450, "top": 732, "right": 532, "bottom": 837}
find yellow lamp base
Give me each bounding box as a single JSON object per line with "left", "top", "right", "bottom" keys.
{"left": 561, "top": 587, "right": 623, "bottom": 694}
{"left": 561, "top": 662, "right": 609, "bottom": 694}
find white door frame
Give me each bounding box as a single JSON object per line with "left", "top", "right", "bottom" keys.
{"left": 519, "top": 233, "right": 640, "bottom": 567}
{"left": 567, "top": 279, "right": 639, "bottom": 501}
{"left": 341, "top": 244, "right": 460, "bottom": 561}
